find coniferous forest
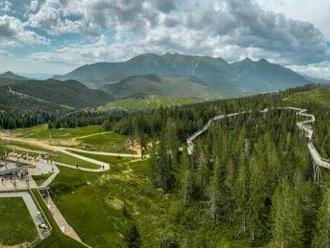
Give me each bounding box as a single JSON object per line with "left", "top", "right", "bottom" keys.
{"left": 0, "top": 85, "right": 329, "bottom": 247}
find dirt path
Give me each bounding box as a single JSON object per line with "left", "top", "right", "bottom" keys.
{"left": 74, "top": 131, "right": 111, "bottom": 140}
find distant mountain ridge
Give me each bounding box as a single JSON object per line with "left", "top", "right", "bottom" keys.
{"left": 0, "top": 71, "right": 28, "bottom": 80}
{"left": 0, "top": 78, "right": 112, "bottom": 113}
{"left": 54, "top": 53, "right": 311, "bottom": 96}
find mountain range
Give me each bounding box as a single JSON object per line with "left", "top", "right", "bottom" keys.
{"left": 1, "top": 53, "right": 326, "bottom": 114}
{"left": 54, "top": 53, "right": 313, "bottom": 96}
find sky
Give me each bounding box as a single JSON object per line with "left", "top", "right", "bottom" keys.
{"left": 0, "top": 0, "right": 329, "bottom": 79}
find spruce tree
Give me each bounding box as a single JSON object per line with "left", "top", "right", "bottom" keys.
{"left": 234, "top": 157, "right": 249, "bottom": 233}
{"left": 312, "top": 192, "right": 330, "bottom": 248}
{"left": 271, "top": 182, "right": 304, "bottom": 248}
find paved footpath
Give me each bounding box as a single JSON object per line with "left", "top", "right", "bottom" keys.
{"left": 0, "top": 179, "right": 37, "bottom": 192}
{"left": 44, "top": 196, "right": 83, "bottom": 243}
{"left": 0, "top": 192, "right": 48, "bottom": 239}
{"left": 41, "top": 163, "right": 60, "bottom": 188}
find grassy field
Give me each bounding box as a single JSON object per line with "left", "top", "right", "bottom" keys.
{"left": 14, "top": 125, "right": 103, "bottom": 140}
{"left": 77, "top": 132, "right": 131, "bottom": 153}
{"left": 0, "top": 140, "right": 100, "bottom": 169}
{"left": 68, "top": 151, "right": 132, "bottom": 169}
{"left": 11, "top": 125, "right": 132, "bottom": 154}
{"left": 33, "top": 173, "right": 52, "bottom": 186}
{"left": 284, "top": 86, "right": 330, "bottom": 109}
{"left": 46, "top": 158, "right": 173, "bottom": 248}
{"left": 0, "top": 198, "right": 38, "bottom": 245}
{"left": 50, "top": 152, "right": 99, "bottom": 169}
{"left": 98, "top": 95, "right": 198, "bottom": 111}
{"left": 0, "top": 140, "right": 50, "bottom": 154}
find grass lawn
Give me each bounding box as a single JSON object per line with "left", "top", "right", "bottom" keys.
{"left": 0, "top": 140, "right": 51, "bottom": 154}
{"left": 68, "top": 151, "right": 132, "bottom": 169}
{"left": 47, "top": 157, "right": 173, "bottom": 248}
{"left": 14, "top": 125, "right": 103, "bottom": 140}
{"left": 50, "top": 152, "right": 99, "bottom": 169}
{"left": 0, "top": 198, "right": 38, "bottom": 245}
{"left": 77, "top": 132, "right": 131, "bottom": 153}
{"left": 31, "top": 190, "right": 84, "bottom": 248}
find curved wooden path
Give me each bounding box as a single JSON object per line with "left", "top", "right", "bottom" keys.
{"left": 187, "top": 106, "right": 330, "bottom": 170}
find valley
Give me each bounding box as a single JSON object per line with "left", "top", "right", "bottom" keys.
{"left": 0, "top": 84, "right": 329, "bottom": 247}
{"left": 2, "top": 1, "right": 330, "bottom": 247}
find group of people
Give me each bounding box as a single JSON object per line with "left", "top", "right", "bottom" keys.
{"left": 0, "top": 169, "right": 31, "bottom": 189}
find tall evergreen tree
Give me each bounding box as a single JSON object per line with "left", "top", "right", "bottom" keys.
{"left": 312, "top": 192, "right": 330, "bottom": 248}
{"left": 234, "top": 157, "right": 249, "bottom": 233}
{"left": 270, "top": 182, "right": 304, "bottom": 248}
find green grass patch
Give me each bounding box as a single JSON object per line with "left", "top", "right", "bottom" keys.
{"left": 78, "top": 132, "right": 131, "bottom": 153}
{"left": 0, "top": 139, "right": 51, "bottom": 154}
{"left": 14, "top": 125, "right": 102, "bottom": 140}
{"left": 31, "top": 190, "right": 85, "bottom": 248}
{"left": 47, "top": 159, "right": 173, "bottom": 248}
{"left": 33, "top": 174, "right": 52, "bottom": 186}
{"left": 0, "top": 197, "right": 38, "bottom": 245}
{"left": 50, "top": 152, "right": 99, "bottom": 169}
{"left": 69, "top": 151, "right": 132, "bottom": 170}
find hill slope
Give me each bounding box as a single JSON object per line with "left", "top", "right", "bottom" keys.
{"left": 0, "top": 71, "right": 28, "bottom": 80}
{"left": 98, "top": 95, "right": 199, "bottom": 111}
{"left": 54, "top": 53, "right": 311, "bottom": 96}
{"left": 0, "top": 78, "right": 112, "bottom": 113}
{"left": 102, "top": 74, "right": 218, "bottom": 99}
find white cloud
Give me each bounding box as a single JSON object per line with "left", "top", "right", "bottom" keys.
{"left": 0, "top": 49, "right": 14, "bottom": 57}
{"left": 0, "top": 0, "right": 329, "bottom": 75}
{"left": 290, "top": 62, "right": 330, "bottom": 80}
{"left": 27, "top": 0, "right": 85, "bottom": 35}
{"left": 24, "top": 0, "right": 329, "bottom": 65}
{"left": 256, "top": 0, "right": 330, "bottom": 40}
{"left": 0, "top": 15, "right": 48, "bottom": 47}
{"left": 29, "top": 0, "right": 40, "bottom": 13}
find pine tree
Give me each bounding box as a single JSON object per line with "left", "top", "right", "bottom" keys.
{"left": 209, "top": 160, "right": 222, "bottom": 223}
{"left": 247, "top": 143, "right": 267, "bottom": 241}
{"left": 224, "top": 159, "right": 235, "bottom": 223}
{"left": 234, "top": 157, "right": 249, "bottom": 233}
{"left": 312, "top": 192, "right": 330, "bottom": 248}
{"left": 271, "top": 182, "right": 304, "bottom": 248}
{"left": 181, "top": 169, "right": 194, "bottom": 207}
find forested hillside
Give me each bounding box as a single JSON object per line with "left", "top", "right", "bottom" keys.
{"left": 107, "top": 85, "right": 328, "bottom": 246}
{"left": 145, "top": 110, "right": 323, "bottom": 247}
{"left": 0, "top": 78, "right": 112, "bottom": 113}
{"left": 1, "top": 84, "right": 329, "bottom": 247}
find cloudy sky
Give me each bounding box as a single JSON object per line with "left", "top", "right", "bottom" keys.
{"left": 0, "top": 0, "right": 329, "bottom": 79}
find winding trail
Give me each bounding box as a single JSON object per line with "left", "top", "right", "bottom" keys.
{"left": 187, "top": 106, "right": 330, "bottom": 170}
{"left": 0, "top": 136, "right": 141, "bottom": 173}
